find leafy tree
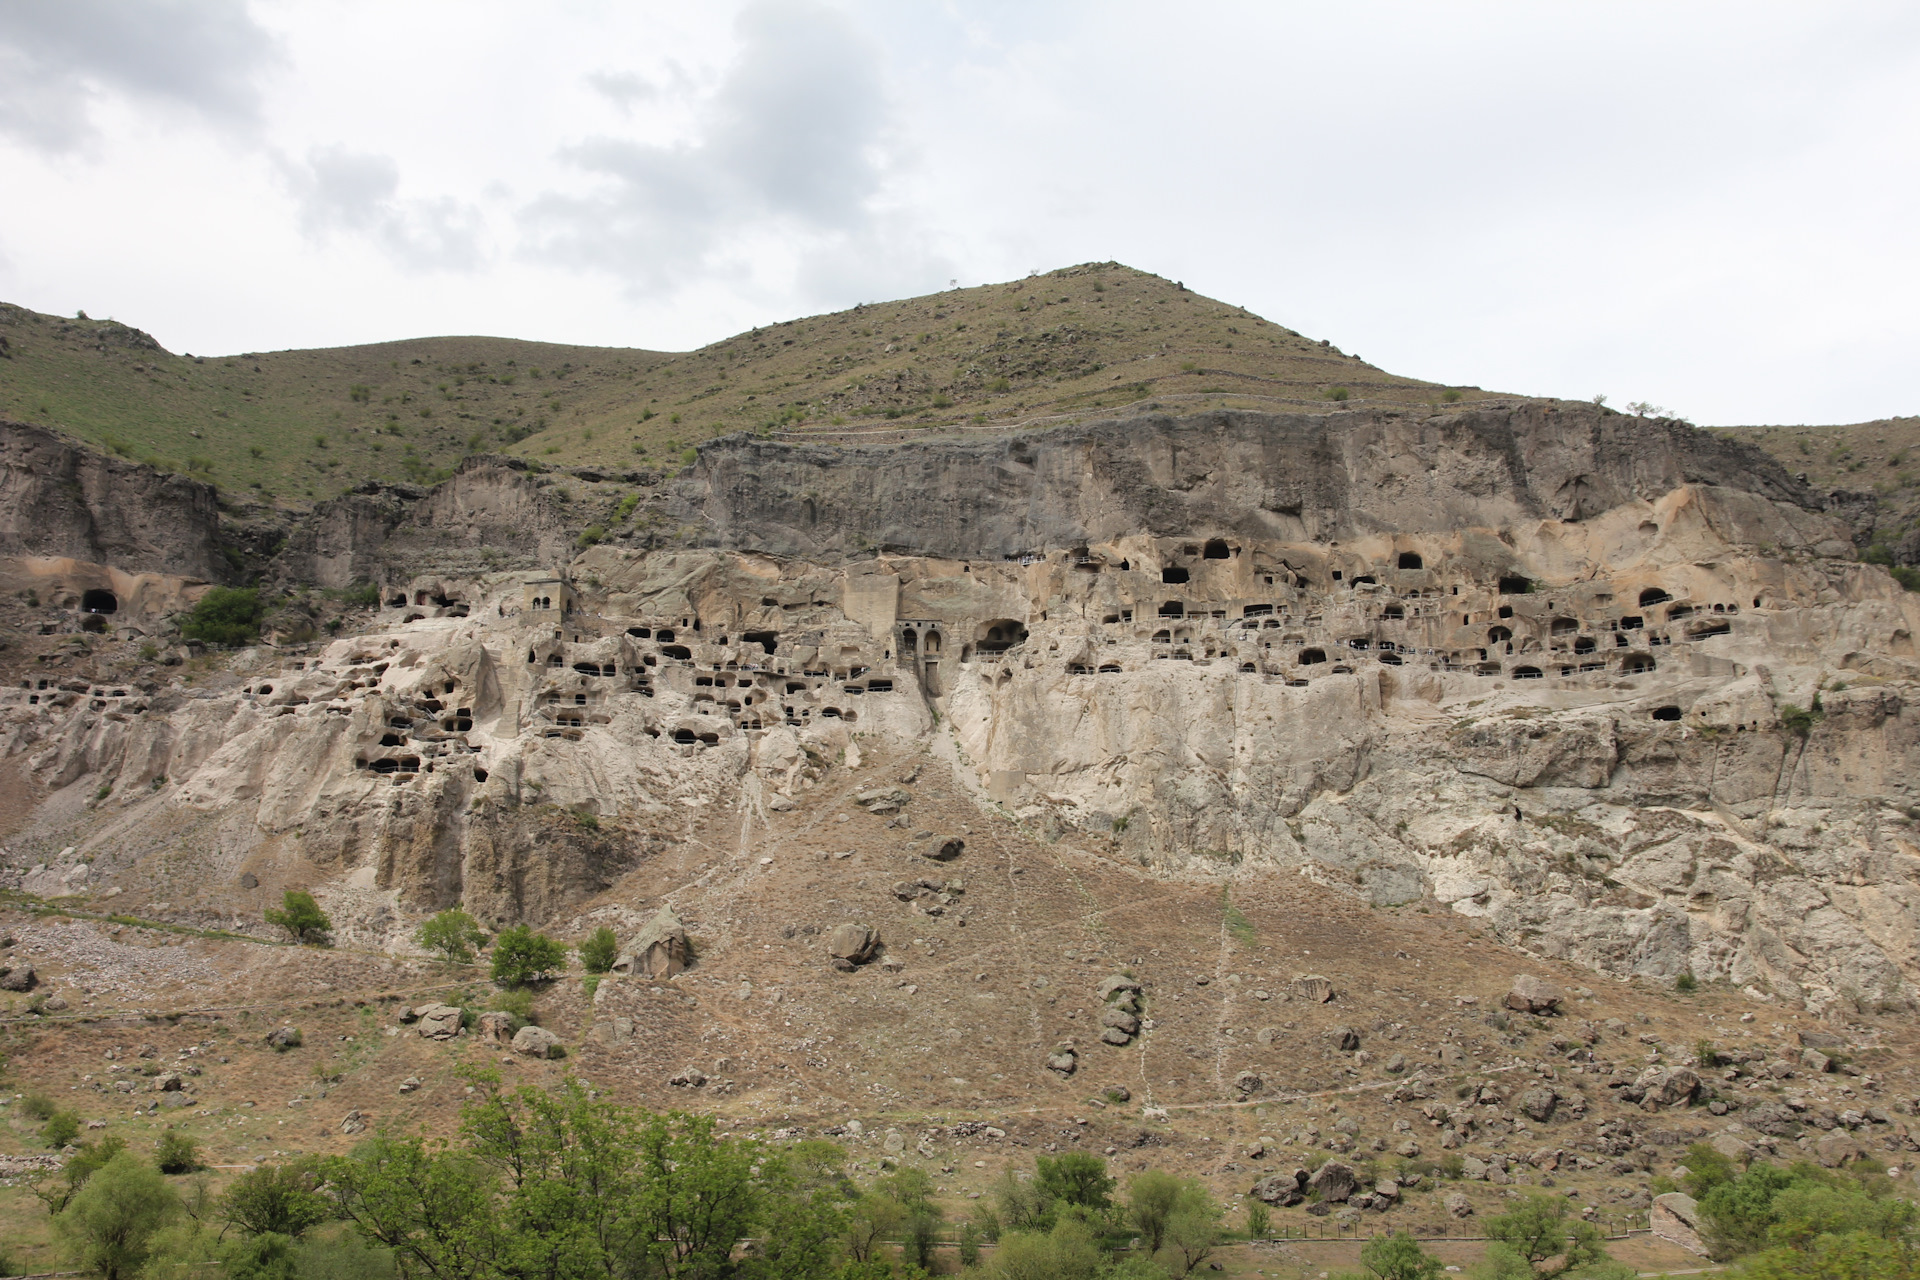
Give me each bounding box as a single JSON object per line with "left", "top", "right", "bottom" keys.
{"left": 1244, "top": 1200, "right": 1271, "bottom": 1240}
{"left": 1036, "top": 1152, "right": 1114, "bottom": 1213}
{"left": 32, "top": 1134, "right": 127, "bottom": 1213}
{"left": 489, "top": 925, "right": 568, "bottom": 987}
{"left": 986, "top": 1219, "right": 1104, "bottom": 1280}
{"left": 994, "top": 1168, "right": 1056, "bottom": 1235}
{"left": 323, "top": 1135, "right": 502, "bottom": 1280}
{"left": 43, "top": 1109, "right": 81, "bottom": 1148}
{"left": 155, "top": 1130, "right": 200, "bottom": 1174}
{"left": 1363, "top": 1232, "right": 1444, "bottom": 1280}
{"left": 841, "top": 1192, "right": 906, "bottom": 1263}
{"left": 1127, "top": 1170, "right": 1183, "bottom": 1253}
{"left": 1482, "top": 1194, "right": 1608, "bottom": 1279}
{"left": 1682, "top": 1142, "right": 1742, "bottom": 1200}
{"left": 181, "top": 586, "right": 264, "bottom": 647}
{"left": 221, "top": 1159, "right": 333, "bottom": 1238}
{"left": 415, "top": 909, "right": 487, "bottom": 964}
{"left": 266, "top": 889, "right": 332, "bottom": 944}
{"left": 1700, "top": 1164, "right": 1807, "bottom": 1259}
{"left": 1157, "top": 1180, "right": 1222, "bottom": 1278}
{"left": 55, "top": 1150, "right": 181, "bottom": 1280}
{"left": 578, "top": 925, "right": 620, "bottom": 974}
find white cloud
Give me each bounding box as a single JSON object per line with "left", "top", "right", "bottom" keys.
{"left": 0, "top": 0, "right": 277, "bottom": 153}
{"left": 285, "top": 145, "right": 487, "bottom": 272}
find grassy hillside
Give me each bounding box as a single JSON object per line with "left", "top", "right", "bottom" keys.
{"left": 1, "top": 264, "right": 1494, "bottom": 508}
{"left": 1712, "top": 416, "right": 1920, "bottom": 560}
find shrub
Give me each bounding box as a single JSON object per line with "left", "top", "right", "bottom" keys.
{"left": 487, "top": 986, "right": 536, "bottom": 1027}
{"left": 576, "top": 525, "right": 606, "bottom": 550}
{"left": 1361, "top": 1232, "right": 1442, "bottom": 1280}
{"left": 180, "top": 587, "right": 263, "bottom": 647}
{"left": 155, "top": 1131, "right": 199, "bottom": 1174}
{"left": 414, "top": 909, "right": 486, "bottom": 964}
{"left": 265, "top": 890, "right": 332, "bottom": 945}
{"left": 1244, "top": 1200, "right": 1271, "bottom": 1239}
{"left": 44, "top": 1110, "right": 82, "bottom": 1148}
{"left": 1442, "top": 389, "right": 1463, "bottom": 403}
{"left": 55, "top": 1151, "right": 181, "bottom": 1280}
{"left": 579, "top": 925, "right": 619, "bottom": 974}
{"left": 1327, "top": 386, "right": 1351, "bottom": 402}
{"left": 1676, "top": 972, "right": 1699, "bottom": 993}
{"left": 340, "top": 581, "right": 380, "bottom": 609}
{"left": 22, "top": 1091, "right": 58, "bottom": 1120}
{"left": 1778, "top": 704, "right": 1821, "bottom": 738}
{"left": 490, "top": 925, "right": 568, "bottom": 987}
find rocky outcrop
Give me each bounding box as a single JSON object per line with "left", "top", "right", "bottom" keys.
{"left": 0, "top": 419, "right": 228, "bottom": 580}
{"left": 676, "top": 405, "right": 1821, "bottom": 560}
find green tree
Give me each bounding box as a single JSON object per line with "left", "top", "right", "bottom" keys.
{"left": 221, "top": 1159, "right": 333, "bottom": 1238}
{"left": 994, "top": 1168, "right": 1056, "bottom": 1235}
{"left": 181, "top": 586, "right": 264, "bottom": 647}
{"left": 1682, "top": 1142, "right": 1742, "bottom": 1200}
{"left": 1244, "top": 1200, "right": 1271, "bottom": 1240}
{"left": 323, "top": 1135, "right": 502, "bottom": 1280}
{"left": 1157, "top": 1180, "right": 1222, "bottom": 1278}
{"left": 266, "top": 889, "right": 332, "bottom": 944}
{"left": 1127, "top": 1170, "right": 1183, "bottom": 1253}
{"left": 986, "top": 1219, "right": 1104, "bottom": 1280}
{"left": 1482, "top": 1194, "right": 1608, "bottom": 1278}
{"left": 55, "top": 1150, "right": 181, "bottom": 1280}
{"left": 43, "top": 1109, "right": 81, "bottom": 1148}
{"left": 155, "top": 1130, "right": 200, "bottom": 1174}
{"left": 32, "top": 1134, "right": 127, "bottom": 1213}
{"left": 841, "top": 1192, "right": 907, "bottom": 1263}
{"left": 415, "top": 909, "right": 487, "bottom": 964}
{"left": 1701, "top": 1164, "right": 1807, "bottom": 1259}
{"left": 1035, "top": 1152, "right": 1114, "bottom": 1213}
{"left": 1363, "top": 1233, "right": 1444, "bottom": 1280}
{"left": 578, "top": 925, "right": 620, "bottom": 975}
{"left": 489, "top": 925, "right": 568, "bottom": 987}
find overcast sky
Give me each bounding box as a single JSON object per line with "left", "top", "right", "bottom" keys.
{"left": 1, "top": 1, "right": 1915, "bottom": 425}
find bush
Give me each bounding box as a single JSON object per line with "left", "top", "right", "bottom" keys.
{"left": 1327, "top": 386, "right": 1351, "bottom": 402}
{"left": 180, "top": 587, "right": 263, "bottom": 647}
{"left": 487, "top": 986, "right": 536, "bottom": 1026}
{"left": 1362, "top": 1233, "right": 1443, "bottom": 1280}
{"left": 1677, "top": 972, "right": 1699, "bottom": 993}
{"left": 44, "top": 1110, "right": 81, "bottom": 1148}
{"left": 579, "top": 925, "right": 619, "bottom": 974}
{"left": 341, "top": 581, "right": 380, "bottom": 609}
{"left": 219, "top": 1158, "right": 331, "bottom": 1237}
{"left": 1244, "top": 1200, "right": 1271, "bottom": 1239}
{"left": 22, "top": 1091, "right": 57, "bottom": 1120}
{"left": 414, "top": 909, "right": 486, "bottom": 964}
{"left": 56, "top": 1150, "right": 181, "bottom": 1280}
{"left": 490, "top": 925, "right": 568, "bottom": 987}
{"left": 155, "top": 1131, "right": 199, "bottom": 1174}
{"left": 265, "top": 890, "right": 332, "bottom": 945}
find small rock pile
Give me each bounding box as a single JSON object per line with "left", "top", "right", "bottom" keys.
{"left": 1097, "top": 974, "right": 1142, "bottom": 1046}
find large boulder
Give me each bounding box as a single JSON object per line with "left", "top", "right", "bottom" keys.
{"left": 1045, "top": 1047, "right": 1077, "bottom": 1076}
{"left": 914, "top": 833, "right": 965, "bottom": 861}
{"left": 0, "top": 962, "right": 35, "bottom": 992}
{"left": 1100, "top": 1007, "right": 1140, "bottom": 1034}
{"left": 512, "top": 1025, "right": 562, "bottom": 1059}
{"left": 1651, "top": 1193, "right": 1709, "bottom": 1256}
{"left": 414, "top": 1003, "right": 464, "bottom": 1040}
{"left": 1506, "top": 974, "right": 1566, "bottom": 1015}
{"left": 828, "top": 923, "right": 880, "bottom": 970}
{"left": 1292, "top": 974, "right": 1335, "bottom": 1003}
{"left": 612, "top": 906, "right": 690, "bottom": 979}
{"left": 1251, "top": 1169, "right": 1307, "bottom": 1207}
{"left": 1634, "top": 1066, "right": 1702, "bottom": 1110}
{"left": 1332, "top": 1025, "right": 1361, "bottom": 1052}
{"left": 1517, "top": 1086, "right": 1559, "bottom": 1122}
{"left": 475, "top": 1011, "right": 516, "bottom": 1045}
{"left": 1097, "top": 974, "right": 1143, "bottom": 1001}
{"left": 265, "top": 1025, "right": 302, "bottom": 1051}
{"left": 1307, "top": 1160, "right": 1357, "bottom": 1203}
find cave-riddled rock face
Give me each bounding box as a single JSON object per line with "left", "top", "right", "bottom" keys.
{"left": 4, "top": 406, "right": 1918, "bottom": 1018}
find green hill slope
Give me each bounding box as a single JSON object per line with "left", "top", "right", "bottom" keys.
{"left": 1, "top": 263, "right": 1498, "bottom": 508}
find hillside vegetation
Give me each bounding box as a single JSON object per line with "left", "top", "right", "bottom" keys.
{"left": 0, "top": 264, "right": 1486, "bottom": 508}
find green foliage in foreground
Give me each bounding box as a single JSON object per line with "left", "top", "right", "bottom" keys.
{"left": 489, "top": 924, "right": 568, "bottom": 987}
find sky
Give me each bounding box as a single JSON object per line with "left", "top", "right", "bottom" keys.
{"left": 1, "top": 1, "right": 1916, "bottom": 426}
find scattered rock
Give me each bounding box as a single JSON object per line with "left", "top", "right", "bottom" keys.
{"left": 1814, "top": 1132, "right": 1865, "bottom": 1167}
{"left": 511, "top": 1026, "right": 562, "bottom": 1059}
{"left": 1045, "top": 1048, "right": 1078, "bottom": 1076}
{"left": 155, "top": 1072, "right": 183, "bottom": 1092}
{"left": 339, "top": 1109, "right": 368, "bottom": 1136}
{"left": 265, "top": 1026, "right": 302, "bottom": 1051}
{"left": 1100, "top": 1027, "right": 1132, "bottom": 1046}
{"left": 397, "top": 1077, "right": 421, "bottom": 1094}
{"left": 1332, "top": 1025, "right": 1361, "bottom": 1052}
{"left": 41, "top": 994, "right": 68, "bottom": 1012}
{"left": 1801, "top": 1049, "right": 1834, "bottom": 1074}
{"left": 0, "top": 962, "right": 36, "bottom": 992}
{"left": 1308, "top": 1161, "right": 1358, "bottom": 1203}
{"left": 1634, "top": 1066, "right": 1702, "bottom": 1110}
{"left": 1292, "top": 974, "right": 1335, "bottom": 1003}
{"left": 1518, "top": 1086, "right": 1559, "bottom": 1122}
{"left": 1235, "top": 1071, "right": 1263, "bottom": 1095}
{"left": 612, "top": 906, "right": 690, "bottom": 979}
{"left": 1097, "top": 974, "right": 1143, "bottom": 1000}
{"left": 1506, "top": 974, "right": 1565, "bottom": 1015}
{"left": 1251, "top": 1169, "right": 1307, "bottom": 1206}
{"left": 1384, "top": 1053, "right": 1405, "bottom": 1074}
{"left": 1446, "top": 1191, "right": 1474, "bottom": 1218}
{"left": 475, "top": 1011, "right": 515, "bottom": 1045}
{"left": 1100, "top": 1007, "right": 1140, "bottom": 1035}
{"left": 828, "top": 922, "right": 881, "bottom": 970}
{"left": 414, "top": 1004, "right": 464, "bottom": 1040}
{"left": 239, "top": 872, "right": 258, "bottom": 889}
{"left": 669, "top": 1067, "right": 707, "bottom": 1088}
{"left": 916, "top": 834, "right": 965, "bottom": 862}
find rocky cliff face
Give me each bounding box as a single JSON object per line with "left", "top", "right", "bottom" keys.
{"left": 4, "top": 406, "right": 1918, "bottom": 1020}
{"left": 0, "top": 419, "right": 228, "bottom": 580}
{"left": 676, "top": 404, "right": 1824, "bottom": 559}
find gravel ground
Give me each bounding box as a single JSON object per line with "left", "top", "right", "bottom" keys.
{"left": 7, "top": 918, "right": 222, "bottom": 1005}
